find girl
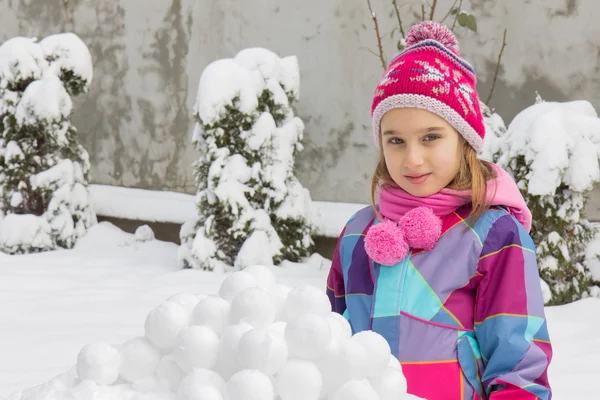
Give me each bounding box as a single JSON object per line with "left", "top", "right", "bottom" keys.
{"left": 326, "top": 21, "right": 552, "bottom": 400}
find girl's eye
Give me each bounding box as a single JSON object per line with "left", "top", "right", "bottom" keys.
{"left": 424, "top": 134, "right": 440, "bottom": 142}
{"left": 389, "top": 137, "right": 404, "bottom": 144}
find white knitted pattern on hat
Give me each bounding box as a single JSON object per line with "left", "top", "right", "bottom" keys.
{"left": 371, "top": 94, "right": 484, "bottom": 153}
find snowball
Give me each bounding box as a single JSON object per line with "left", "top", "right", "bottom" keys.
{"left": 350, "top": 331, "right": 392, "bottom": 377}
{"left": 316, "top": 348, "right": 348, "bottom": 397}
{"left": 76, "top": 342, "right": 121, "bottom": 385}
{"left": 317, "top": 340, "right": 370, "bottom": 396}
{"left": 387, "top": 355, "right": 402, "bottom": 371}
{"left": 119, "top": 337, "right": 161, "bottom": 382}
{"left": 155, "top": 355, "right": 185, "bottom": 392}
{"left": 284, "top": 285, "right": 331, "bottom": 321}
{"left": 215, "top": 321, "right": 254, "bottom": 379}
{"left": 237, "top": 328, "right": 288, "bottom": 375}
{"left": 337, "top": 339, "right": 370, "bottom": 380}
{"left": 268, "top": 283, "right": 291, "bottom": 321}
{"left": 331, "top": 379, "right": 379, "bottom": 400}
{"left": 144, "top": 301, "right": 190, "bottom": 351}
{"left": 132, "top": 376, "right": 162, "bottom": 393}
{"left": 135, "top": 225, "right": 155, "bottom": 242}
{"left": 173, "top": 325, "right": 220, "bottom": 372}
{"left": 242, "top": 264, "right": 277, "bottom": 289}
{"left": 227, "top": 369, "right": 274, "bottom": 400}
{"left": 369, "top": 366, "right": 408, "bottom": 400}
{"left": 168, "top": 293, "right": 201, "bottom": 315}
{"left": 229, "top": 287, "right": 276, "bottom": 328}
{"left": 285, "top": 313, "right": 331, "bottom": 360}
{"left": 219, "top": 271, "right": 258, "bottom": 302}
{"left": 275, "top": 359, "right": 322, "bottom": 400}
{"left": 327, "top": 312, "right": 352, "bottom": 349}
{"left": 178, "top": 369, "right": 227, "bottom": 400}
{"left": 179, "top": 385, "right": 224, "bottom": 400}
{"left": 267, "top": 321, "right": 287, "bottom": 337}
{"left": 195, "top": 294, "right": 208, "bottom": 302}
{"left": 191, "top": 296, "right": 231, "bottom": 335}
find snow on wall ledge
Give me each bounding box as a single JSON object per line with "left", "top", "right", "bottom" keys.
{"left": 88, "top": 185, "right": 366, "bottom": 238}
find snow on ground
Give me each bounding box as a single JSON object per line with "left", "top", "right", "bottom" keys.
{"left": 543, "top": 298, "right": 600, "bottom": 391}
{"left": 1, "top": 222, "right": 599, "bottom": 399}
{"left": 3, "top": 235, "right": 417, "bottom": 399}
{"left": 0, "top": 222, "right": 330, "bottom": 397}
{"left": 88, "top": 185, "right": 198, "bottom": 226}
{"left": 88, "top": 184, "right": 367, "bottom": 238}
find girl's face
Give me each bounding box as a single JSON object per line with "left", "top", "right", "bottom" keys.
{"left": 380, "top": 108, "right": 462, "bottom": 197}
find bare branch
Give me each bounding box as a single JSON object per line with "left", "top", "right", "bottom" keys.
{"left": 440, "top": 0, "right": 459, "bottom": 24}
{"left": 421, "top": 4, "right": 425, "bottom": 21}
{"left": 392, "top": 0, "right": 405, "bottom": 38}
{"left": 485, "top": 28, "right": 508, "bottom": 105}
{"left": 451, "top": 0, "right": 463, "bottom": 30}
{"left": 429, "top": 0, "right": 438, "bottom": 20}
{"left": 366, "top": 0, "right": 387, "bottom": 71}
{"left": 367, "top": 49, "right": 381, "bottom": 58}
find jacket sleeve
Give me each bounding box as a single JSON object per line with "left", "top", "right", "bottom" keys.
{"left": 326, "top": 226, "right": 347, "bottom": 315}
{"left": 475, "top": 215, "right": 552, "bottom": 400}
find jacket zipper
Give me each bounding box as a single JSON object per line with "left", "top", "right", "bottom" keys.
{"left": 398, "top": 251, "right": 410, "bottom": 315}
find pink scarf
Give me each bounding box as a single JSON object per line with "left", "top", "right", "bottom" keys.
{"left": 378, "top": 164, "right": 532, "bottom": 232}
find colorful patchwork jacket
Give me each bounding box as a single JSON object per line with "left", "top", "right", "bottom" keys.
{"left": 326, "top": 205, "right": 552, "bottom": 400}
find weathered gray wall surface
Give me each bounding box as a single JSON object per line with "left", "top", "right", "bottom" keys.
{"left": 3, "top": 0, "right": 600, "bottom": 217}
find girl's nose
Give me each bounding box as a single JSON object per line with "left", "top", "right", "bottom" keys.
{"left": 404, "top": 145, "right": 425, "bottom": 169}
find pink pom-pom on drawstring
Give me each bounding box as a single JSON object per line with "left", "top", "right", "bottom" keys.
{"left": 399, "top": 207, "right": 442, "bottom": 251}
{"left": 364, "top": 219, "right": 409, "bottom": 266}
{"left": 405, "top": 21, "right": 460, "bottom": 55}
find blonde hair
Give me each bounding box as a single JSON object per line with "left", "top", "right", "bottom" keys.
{"left": 371, "top": 138, "right": 495, "bottom": 224}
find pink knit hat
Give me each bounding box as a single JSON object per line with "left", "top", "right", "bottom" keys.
{"left": 371, "top": 21, "right": 485, "bottom": 153}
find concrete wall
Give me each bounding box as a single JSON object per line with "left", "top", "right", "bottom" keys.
{"left": 2, "top": 0, "right": 600, "bottom": 216}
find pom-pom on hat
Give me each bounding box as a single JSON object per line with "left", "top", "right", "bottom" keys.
{"left": 371, "top": 21, "right": 485, "bottom": 153}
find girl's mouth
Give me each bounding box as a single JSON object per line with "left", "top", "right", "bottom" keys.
{"left": 405, "top": 173, "right": 431, "bottom": 185}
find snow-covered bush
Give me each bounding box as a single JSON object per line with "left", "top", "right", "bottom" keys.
{"left": 179, "top": 48, "right": 315, "bottom": 271}
{"left": 10, "top": 265, "right": 422, "bottom": 400}
{"left": 492, "top": 96, "right": 600, "bottom": 304}
{"left": 480, "top": 101, "right": 507, "bottom": 162}
{"left": 0, "top": 33, "right": 96, "bottom": 254}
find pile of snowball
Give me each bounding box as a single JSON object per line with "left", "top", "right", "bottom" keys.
{"left": 76, "top": 265, "right": 422, "bottom": 400}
